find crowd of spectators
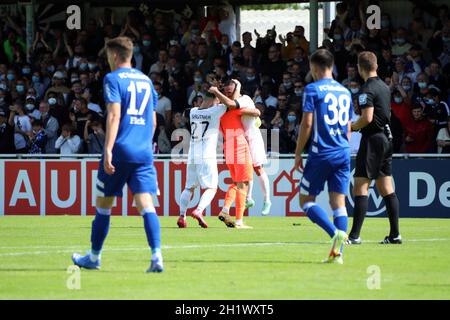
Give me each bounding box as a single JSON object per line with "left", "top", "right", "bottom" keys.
{"left": 0, "top": 1, "right": 449, "bottom": 156}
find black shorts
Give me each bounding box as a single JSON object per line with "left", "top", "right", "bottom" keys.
{"left": 355, "top": 132, "right": 393, "bottom": 180}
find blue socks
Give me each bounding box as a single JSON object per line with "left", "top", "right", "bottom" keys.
{"left": 142, "top": 208, "right": 161, "bottom": 255}
{"left": 303, "top": 202, "right": 337, "bottom": 238}
{"left": 91, "top": 207, "right": 111, "bottom": 254}
{"left": 333, "top": 207, "right": 348, "bottom": 232}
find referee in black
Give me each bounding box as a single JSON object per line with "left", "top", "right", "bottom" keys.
{"left": 347, "top": 51, "right": 401, "bottom": 244}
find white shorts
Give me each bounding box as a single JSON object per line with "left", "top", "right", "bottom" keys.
{"left": 246, "top": 132, "right": 268, "bottom": 167}
{"left": 185, "top": 161, "right": 218, "bottom": 189}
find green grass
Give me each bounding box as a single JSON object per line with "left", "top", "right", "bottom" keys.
{"left": 0, "top": 216, "right": 449, "bottom": 299}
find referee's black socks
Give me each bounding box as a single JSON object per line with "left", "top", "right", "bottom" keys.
{"left": 349, "top": 195, "right": 368, "bottom": 239}
{"left": 384, "top": 193, "right": 400, "bottom": 238}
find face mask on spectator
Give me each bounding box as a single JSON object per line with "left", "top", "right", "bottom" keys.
{"left": 32, "top": 75, "right": 40, "bottom": 83}
{"left": 350, "top": 88, "right": 360, "bottom": 94}
{"left": 143, "top": 40, "right": 151, "bottom": 47}
{"left": 287, "top": 115, "right": 297, "bottom": 122}
{"left": 394, "top": 96, "right": 403, "bottom": 104}
{"left": 194, "top": 76, "right": 202, "bottom": 83}
{"left": 333, "top": 34, "right": 342, "bottom": 41}
{"left": 294, "top": 88, "right": 303, "bottom": 96}
{"left": 0, "top": 97, "right": 4, "bottom": 103}
{"left": 71, "top": 77, "right": 80, "bottom": 83}
{"left": 395, "top": 38, "right": 406, "bottom": 45}
{"left": 22, "top": 67, "right": 31, "bottom": 75}
{"left": 79, "top": 63, "right": 88, "bottom": 71}
{"left": 402, "top": 85, "right": 411, "bottom": 91}
{"left": 88, "top": 63, "right": 96, "bottom": 71}
{"left": 41, "top": 111, "right": 48, "bottom": 118}
{"left": 47, "top": 65, "right": 55, "bottom": 73}
{"left": 133, "top": 46, "right": 140, "bottom": 54}
{"left": 425, "top": 98, "right": 435, "bottom": 105}
{"left": 7, "top": 74, "right": 15, "bottom": 81}
{"left": 247, "top": 75, "right": 256, "bottom": 81}
{"left": 16, "top": 85, "right": 25, "bottom": 93}
{"left": 283, "top": 81, "right": 292, "bottom": 89}
{"left": 25, "top": 103, "right": 35, "bottom": 111}
{"left": 48, "top": 98, "right": 57, "bottom": 105}
{"left": 418, "top": 82, "right": 428, "bottom": 89}
{"left": 0, "top": 83, "right": 7, "bottom": 91}
{"left": 0, "top": 74, "right": 4, "bottom": 80}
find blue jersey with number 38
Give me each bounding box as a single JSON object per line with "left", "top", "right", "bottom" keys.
{"left": 303, "top": 78, "right": 353, "bottom": 155}
{"left": 103, "top": 67, "right": 157, "bottom": 164}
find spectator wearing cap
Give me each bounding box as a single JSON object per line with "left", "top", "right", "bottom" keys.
{"left": 45, "top": 71, "right": 70, "bottom": 100}
{"left": 25, "top": 95, "right": 40, "bottom": 120}
{"left": 38, "top": 101, "right": 59, "bottom": 154}
{"left": 8, "top": 102, "right": 32, "bottom": 153}
{"left": 437, "top": 117, "right": 450, "bottom": 153}
{"left": 55, "top": 123, "right": 81, "bottom": 155}
{"left": 404, "top": 103, "right": 434, "bottom": 153}
{"left": 0, "top": 109, "right": 15, "bottom": 154}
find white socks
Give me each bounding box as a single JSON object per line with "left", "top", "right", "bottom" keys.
{"left": 179, "top": 189, "right": 192, "bottom": 217}
{"left": 197, "top": 189, "right": 217, "bottom": 214}
{"left": 247, "top": 180, "right": 254, "bottom": 201}
{"left": 258, "top": 171, "right": 271, "bottom": 202}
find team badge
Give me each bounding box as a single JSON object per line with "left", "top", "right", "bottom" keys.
{"left": 359, "top": 93, "right": 367, "bottom": 105}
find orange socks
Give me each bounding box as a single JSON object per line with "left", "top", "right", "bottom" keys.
{"left": 235, "top": 188, "right": 247, "bottom": 221}
{"left": 223, "top": 184, "right": 237, "bottom": 213}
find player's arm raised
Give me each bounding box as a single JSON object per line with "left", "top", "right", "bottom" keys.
{"left": 104, "top": 102, "right": 121, "bottom": 175}
{"left": 294, "top": 112, "right": 313, "bottom": 172}
{"left": 208, "top": 86, "right": 238, "bottom": 109}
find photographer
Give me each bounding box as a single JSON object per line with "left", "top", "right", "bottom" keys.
{"left": 8, "top": 102, "right": 32, "bottom": 153}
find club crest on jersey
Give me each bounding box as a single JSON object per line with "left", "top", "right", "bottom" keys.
{"left": 359, "top": 94, "right": 367, "bottom": 105}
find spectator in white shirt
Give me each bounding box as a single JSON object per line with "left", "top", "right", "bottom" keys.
{"left": 8, "top": 102, "right": 32, "bottom": 153}
{"left": 154, "top": 82, "right": 172, "bottom": 127}
{"left": 55, "top": 123, "right": 81, "bottom": 155}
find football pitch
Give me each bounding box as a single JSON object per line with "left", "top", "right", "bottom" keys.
{"left": 0, "top": 216, "right": 449, "bottom": 300}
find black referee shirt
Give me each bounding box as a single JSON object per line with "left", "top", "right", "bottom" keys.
{"left": 358, "top": 76, "right": 391, "bottom": 137}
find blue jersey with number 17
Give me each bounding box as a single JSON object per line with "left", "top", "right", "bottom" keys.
{"left": 103, "top": 67, "right": 157, "bottom": 164}
{"left": 302, "top": 78, "right": 353, "bottom": 155}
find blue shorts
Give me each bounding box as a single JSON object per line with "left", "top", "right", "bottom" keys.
{"left": 300, "top": 151, "right": 350, "bottom": 197}
{"left": 96, "top": 161, "right": 158, "bottom": 197}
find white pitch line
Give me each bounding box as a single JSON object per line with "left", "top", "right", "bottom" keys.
{"left": 1, "top": 238, "right": 450, "bottom": 257}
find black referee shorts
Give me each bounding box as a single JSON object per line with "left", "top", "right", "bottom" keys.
{"left": 355, "top": 132, "right": 393, "bottom": 180}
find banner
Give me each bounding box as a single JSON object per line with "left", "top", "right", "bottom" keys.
{"left": 0, "top": 158, "right": 449, "bottom": 218}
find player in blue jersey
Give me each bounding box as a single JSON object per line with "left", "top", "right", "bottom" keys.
{"left": 294, "top": 49, "right": 353, "bottom": 264}
{"left": 72, "top": 37, "right": 163, "bottom": 273}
